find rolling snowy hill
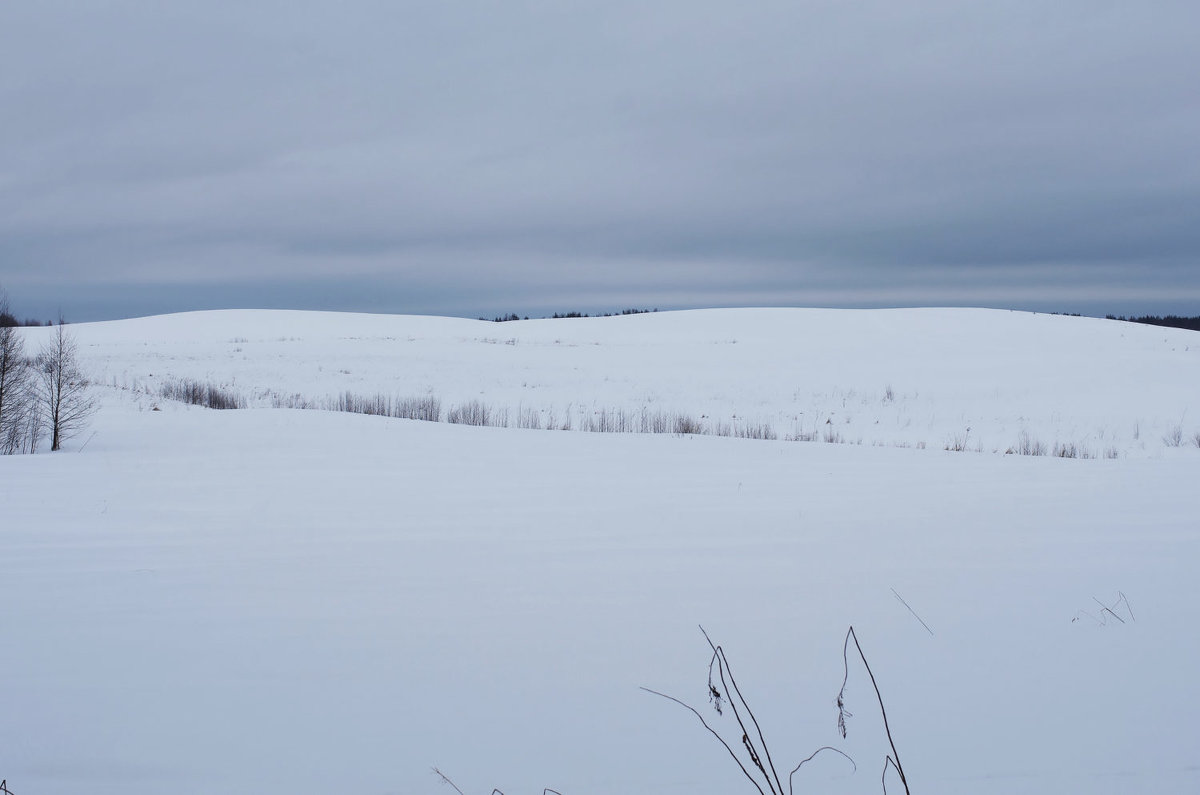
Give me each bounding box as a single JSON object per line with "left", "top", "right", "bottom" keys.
{"left": 33, "top": 306, "right": 1200, "bottom": 457}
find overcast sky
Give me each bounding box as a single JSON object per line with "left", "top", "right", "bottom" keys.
{"left": 3, "top": 1, "right": 1198, "bottom": 322}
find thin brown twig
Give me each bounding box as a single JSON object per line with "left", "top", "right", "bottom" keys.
{"left": 700, "top": 648, "right": 768, "bottom": 792}
{"left": 840, "top": 626, "right": 910, "bottom": 795}
{"left": 640, "top": 686, "right": 770, "bottom": 795}
{"left": 789, "top": 745, "right": 857, "bottom": 792}
{"left": 891, "top": 588, "right": 934, "bottom": 636}
{"left": 711, "top": 651, "right": 776, "bottom": 793}
{"left": 1118, "top": 591, "right": 1136, "bottom": 621}
{"left": 706, "top": 646, "right": 770, "bottom": 791}
{"left": 701, "top": 626, "right": 785, "bottom": 795}
{"left": 434, "top": 766, "right": 562, "bottom": 795}
{"left": 1093, "top": 597, "right": 1126, "bottom": 624}
{"left": 431, "top": 767, "right": 466, "bottom": 795}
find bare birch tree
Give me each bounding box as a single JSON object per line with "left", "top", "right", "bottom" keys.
{"left": 36, "top": 320, "right": 96, "bottom": 451}
{"left": 0, "top": 288, "right": 37, "bottom": 454}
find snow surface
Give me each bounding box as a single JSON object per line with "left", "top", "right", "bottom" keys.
{"left": 2, "top": 308, "right": 1199, "bottom": 794}
{"left": 36, "top": 306, "right": 1200, "bottom": 457}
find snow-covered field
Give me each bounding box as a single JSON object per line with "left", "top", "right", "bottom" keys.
{"left": 55, "top": 307, "right": 1200, "bottom": 457}
{"left": 2, "top": 308, "right": 1199, "bottom": 794}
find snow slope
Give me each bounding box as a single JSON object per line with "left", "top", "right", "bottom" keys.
{"left": 2, "top": 308, "right": 1198, "bottom": 795}
{"left": 34, "top": 306, "right": 1200, "bottom": 457}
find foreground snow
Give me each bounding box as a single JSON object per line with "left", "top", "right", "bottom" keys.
{"left": 2, "top": 309, "right": 1199, "bottom": 794}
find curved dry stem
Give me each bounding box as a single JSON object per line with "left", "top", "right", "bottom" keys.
{"left": 431, "top": 768, "right": 467, "bottom": 795}
{"left": 1118, "top": 591, "right": 1136, "bottom": 621}
{"left": 789, "top": 746, "right": 857, "bottom": 794}
{"left": 839, "top": 626, "right": 910, "bottom": 795}
{"left": 882, "top": 755, "right": 906, "bottom": 794}
{"left": 701, "top": 626, "right": 785, "bottom": 795}
{"left": 640, "top": 686, "right": 769, "bottom": 795}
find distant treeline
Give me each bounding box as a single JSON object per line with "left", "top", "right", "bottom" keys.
{"left": 482, "top": 308, "right": 658, "bottom": 322}
{"left": 1106, "top": 314, "right": 1200, "bottom": 332}
{"left": 0, "top": 310, "right": 53, "bottom": 327}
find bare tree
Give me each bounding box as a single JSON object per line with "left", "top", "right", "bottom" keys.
{"left": 0, "top": 285, "right": 17, "bottom": 328}
{"left": 0, "top": 288, "right": 37, "bottom": 454}
{"left": 36, "top": 320, "right": 96, "bottom": 451}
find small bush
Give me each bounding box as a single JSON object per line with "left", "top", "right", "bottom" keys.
{"left": 1163, "top": 423, "right": 1184, "bottom": 447}
{"left": 394, "top": 395, "right": 441, "bottom": 422}
{"left": 447, "top": 400, "right": 490, "bottom": 426}
{"left": 512, "top": 407, "right": 543, "bottom": 430}
{"left": 334, "top": 391, "right": 392, "bottom": 416}
{"left": 1053, "top": 441, "right": 1083, "bottom": 459}
{"left": 733, "top": 422, "right": 777, "bottom": 440}
{"left": 785, "top": 420, "right": 817, "bottom": 442}
{"left": 269, "top": 391, "right": 312, "bottom": 409}
{"left": 1011, "top": 431, "right": 1047, "bottom": 456}
{"left": 584, "top": 407, "right": 634, "bottom": 434}
{"left": 673, "top": 414, "right": 706, "bottom": 435}
{"left": 641, "top": 410, "right": 674, "bottom": 434}
{"left": 160, "top": 378, "right": 245, "bottom": 410}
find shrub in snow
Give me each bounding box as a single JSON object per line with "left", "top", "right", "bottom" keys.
{"left": 1163, "top": 423, "right": 1184, "bottom": 447}
{"left": 672, "top": 413, "right": 706, "bottom": 435}
{"left": 447, "top": 400, "right": 491, "bottom": 426}
{"left": 160, "top": 378, "right": 246, "bottom": 410}
{"left": 1011, "top": 431, "right": 1047, "bottom": 456}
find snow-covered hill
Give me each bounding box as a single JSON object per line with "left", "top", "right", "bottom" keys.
{"left": 29, "top": 306, "right": 1200, "bottom": 457}
{"left": 2, "top": 308, "right": 1198, "bottom": 795}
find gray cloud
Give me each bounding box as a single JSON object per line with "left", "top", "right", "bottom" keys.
{"left": 2, "top": 1, "right": 1198, "bottom": 321}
